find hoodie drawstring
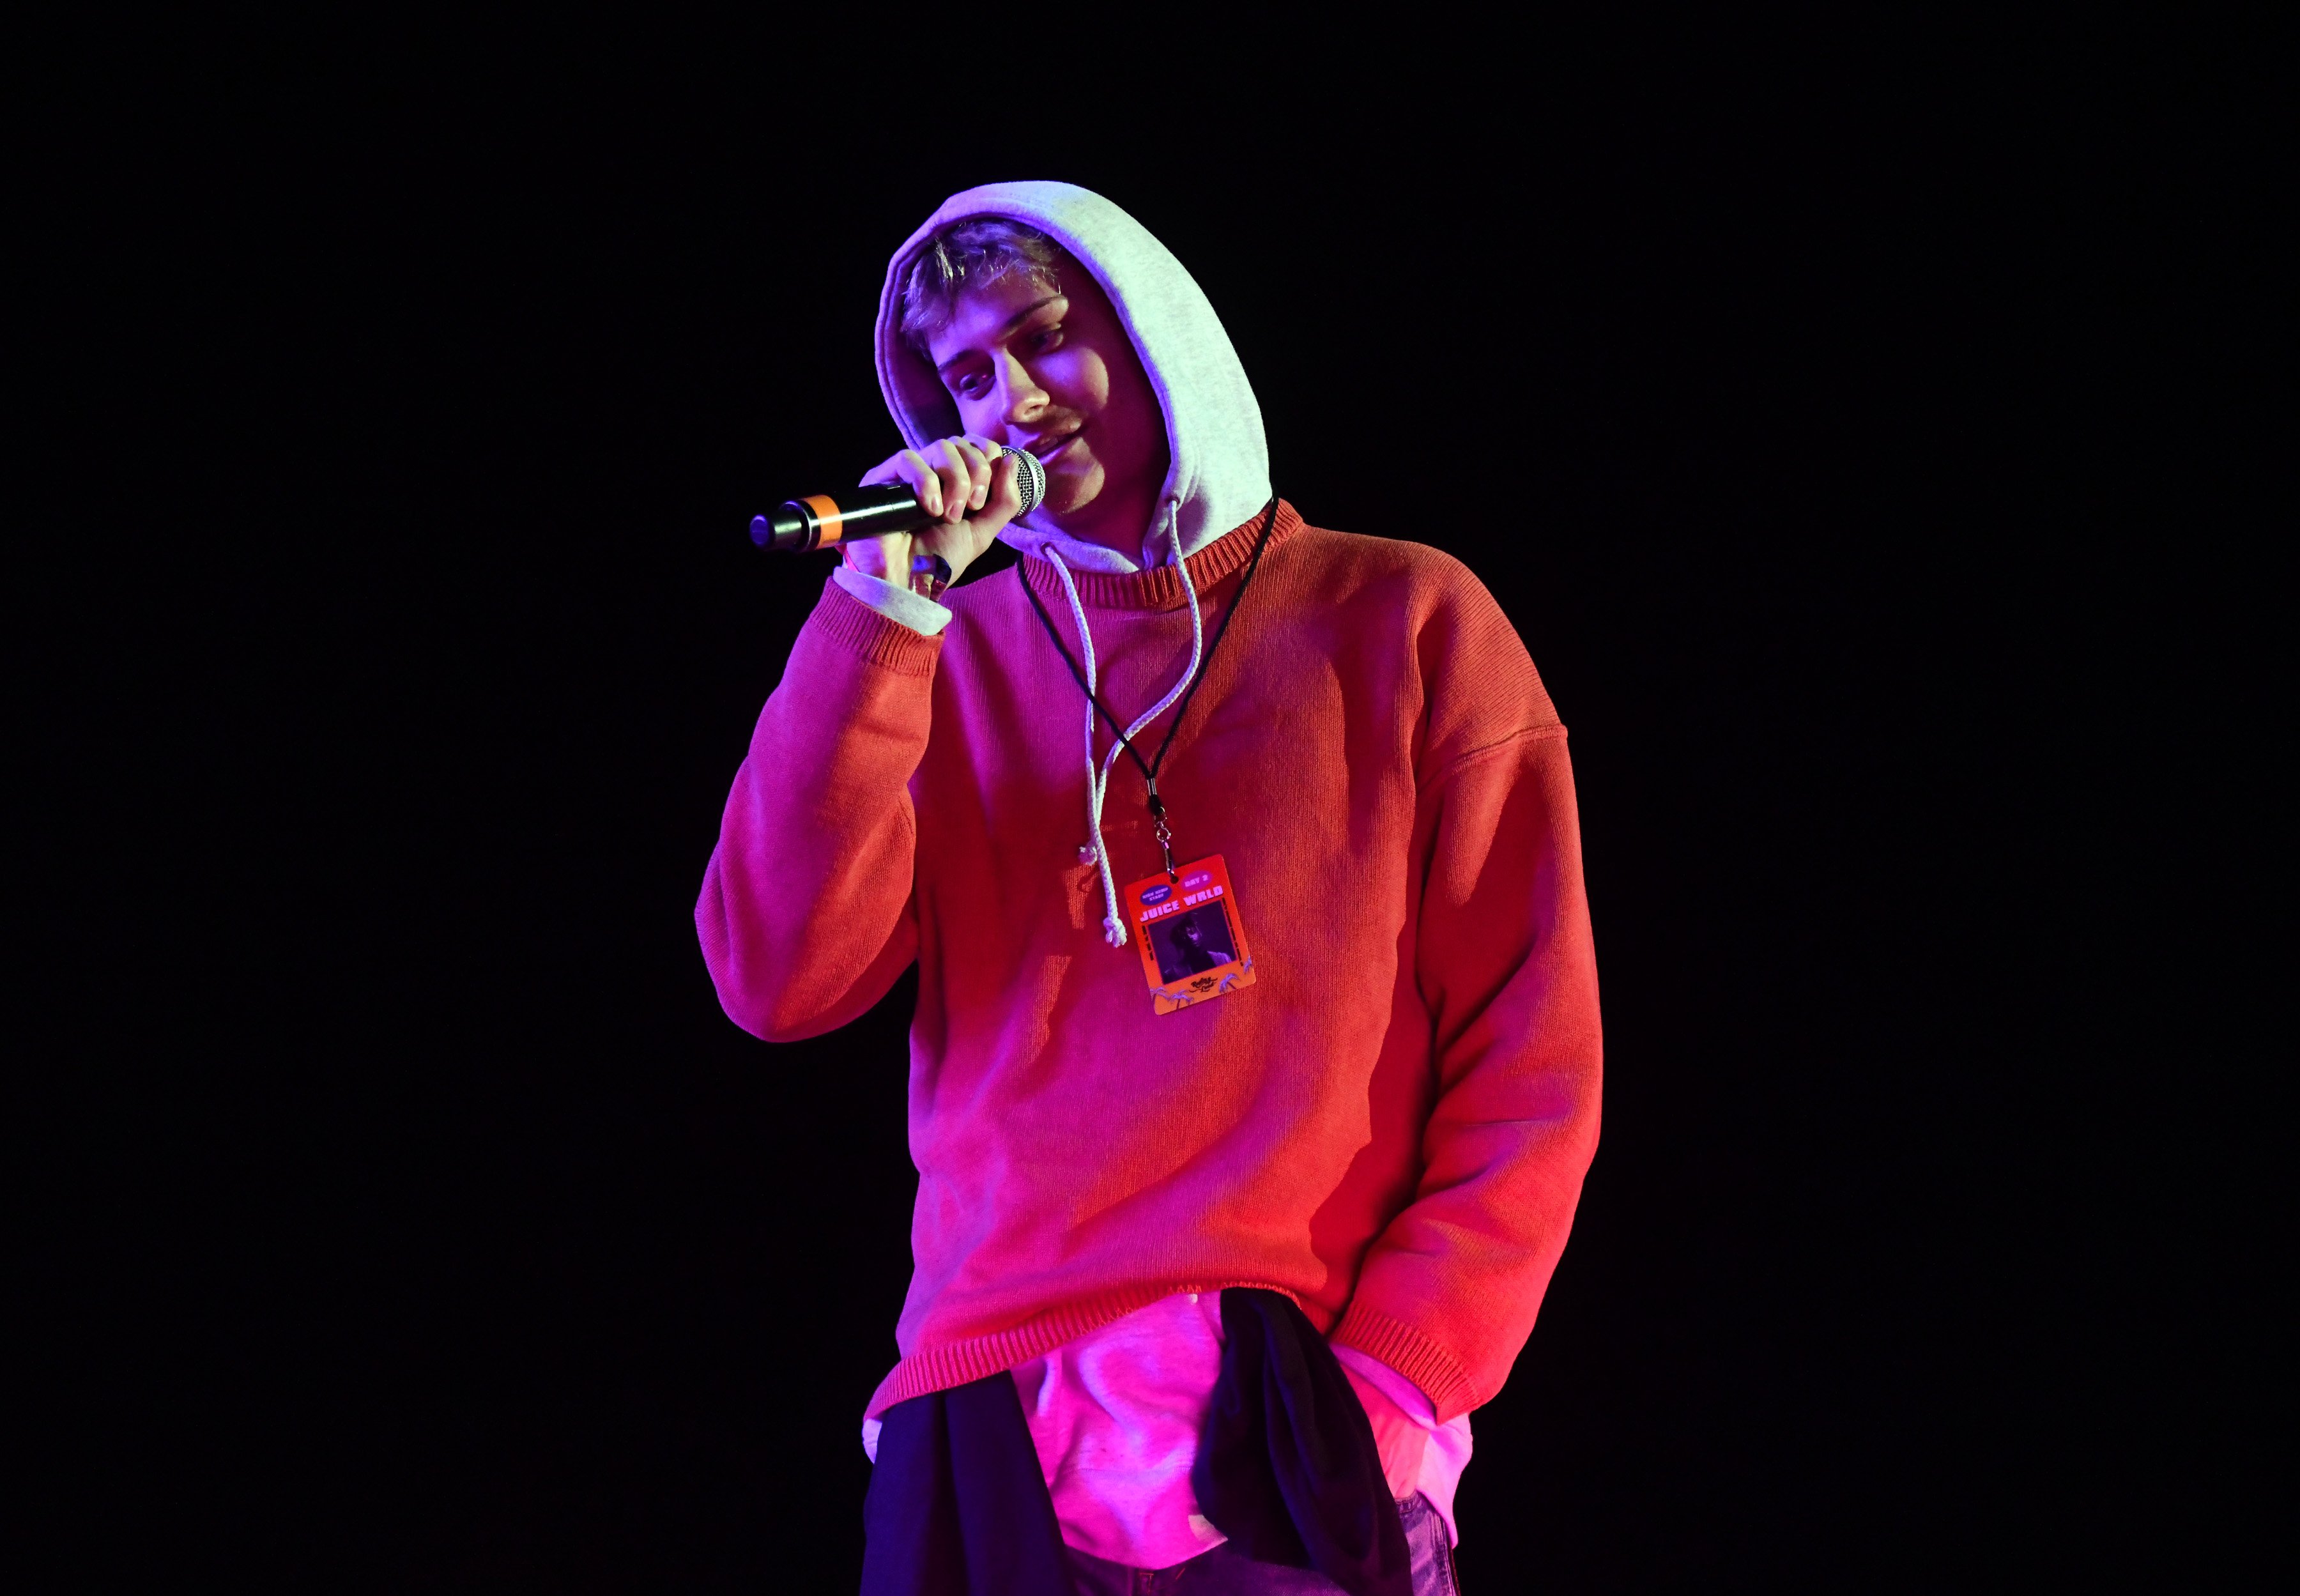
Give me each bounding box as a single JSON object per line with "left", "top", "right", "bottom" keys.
{"left": 1048, "top": 498, "right": 1203, "bottom": 947}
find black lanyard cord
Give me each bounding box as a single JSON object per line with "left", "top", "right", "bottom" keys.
{"left": 1021, "top": 498, "right": 1281, "bottom": 866}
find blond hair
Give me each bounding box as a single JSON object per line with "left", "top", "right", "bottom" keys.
{"left": 898, "top": 218, "right": 1063, "bottom": 354}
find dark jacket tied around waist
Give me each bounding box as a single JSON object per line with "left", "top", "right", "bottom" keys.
{"left": 862, "top": 1289, "right": 1411, "bottom": 1596}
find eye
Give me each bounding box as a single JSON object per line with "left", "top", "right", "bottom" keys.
{"left": 1031, "top": 324, "right": 1065, "bottom": 353}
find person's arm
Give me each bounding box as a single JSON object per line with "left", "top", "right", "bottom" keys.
{"left": 695, "top": 579, "right": 942, "bottom": 1041}
{"left": 698, "top": 434, "right": 1023, "bottom": 1040}
{"left": 1331, "top": 579, "right": 1604, "bottom": 1423}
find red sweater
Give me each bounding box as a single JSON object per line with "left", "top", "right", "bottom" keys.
{"left": 697, "top": 505, "right": 1602, "bottom": 1423}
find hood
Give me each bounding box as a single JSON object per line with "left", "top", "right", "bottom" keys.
{"left": 873, "top": 181, "right": 1270, "bottom": 574}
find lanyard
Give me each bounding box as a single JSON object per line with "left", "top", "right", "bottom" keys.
{"left": 1020, "top": 498, "right": 1280, "bottom": 878}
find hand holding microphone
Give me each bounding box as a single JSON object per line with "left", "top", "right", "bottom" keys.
{"left": 751, "top": 435, "right": 1046, "bottom": 592}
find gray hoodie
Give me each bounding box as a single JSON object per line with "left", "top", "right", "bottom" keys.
{"left": 843, "top": 182, "right": 1281, "bottom": 942}
{"left": 872, "top": 180, "right": 1273, "bottom": 577}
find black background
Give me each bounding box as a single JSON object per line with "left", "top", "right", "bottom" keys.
{"left": 31, "top": 19, "right": 2259, "bottom": 1593}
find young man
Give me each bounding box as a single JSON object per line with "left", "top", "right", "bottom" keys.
{"left": 698, "top": 183, "right": 1602, "bottom": 1594}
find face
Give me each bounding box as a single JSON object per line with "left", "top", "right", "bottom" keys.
{"left": 926, "top": 255, "right": 1169, "bottom": 548}
{"left": 1183, "top": 919, "right": 1203, "bottom": 944}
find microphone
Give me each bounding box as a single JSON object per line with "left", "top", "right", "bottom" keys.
{"left": 751, "top": 446, "right": 1046, "bottom": 553}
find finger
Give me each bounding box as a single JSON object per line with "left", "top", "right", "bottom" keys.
{"left": 894, "top": 450, "right": 942, "bottom": 518}
{"left": 917, "top": 451, "right": 1013, "bottom": 569}
{"left": 969, "top": 454, "right": 1022, "bottom": 561}
{"left": 859, "top": 449, "right": 914, "bottom": 488}
{"left": 946, "top": 454, "right": 1018, "bottom": 550}
{"left": 954, "top": 436, "right": 995, "bottom": 509}
{"left": 937, "top": 440, "right": 974, "bottom": 522}
{"left": 920, "top": 443, "right": 956, "bottom": 524}
{"left": 984, "top": 450, "right": 1021, "bottom": 518}
{"left": 947, "top": 439, "right": 990, "bottom": 512}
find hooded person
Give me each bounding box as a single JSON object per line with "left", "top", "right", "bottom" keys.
{"left": 696, "top": 182, "right": 1603, "bottom": 1592}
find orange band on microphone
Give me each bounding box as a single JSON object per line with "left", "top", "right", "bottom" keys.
{"left": 800, "top": 494, "right": 845, "bottom": 548}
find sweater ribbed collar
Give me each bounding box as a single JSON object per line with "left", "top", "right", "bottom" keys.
{"left": 1020, "top": 500, "right": 1301, "bottom": 612}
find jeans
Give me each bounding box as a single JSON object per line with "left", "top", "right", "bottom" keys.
{"left": 1062, "top": 1494, "right": 1460, "bottom": 1595}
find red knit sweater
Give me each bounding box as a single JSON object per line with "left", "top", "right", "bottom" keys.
{"left": 698, "top": 505, "right": 1602, "bottom": 1423}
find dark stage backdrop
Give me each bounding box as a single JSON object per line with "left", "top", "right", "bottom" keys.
{"left": 36, "top": 32, "right": 2220, "bottom": 1595}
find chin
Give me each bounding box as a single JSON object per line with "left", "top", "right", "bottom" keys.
{"left": 1039, "top": 461, "right": 1104, "bottom": 517}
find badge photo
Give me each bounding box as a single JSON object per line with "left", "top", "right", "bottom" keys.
{"left": 1121, "top": 854, "right": 1257, "bottom": 1015}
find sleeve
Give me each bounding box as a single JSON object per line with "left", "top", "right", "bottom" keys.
{"left": 694, "top": 578, "right": 944, "bottom": 1041}
{"left": 831, "top": 562, "right": 954, "bottom": 637}
{"left": 1331, "top": 578, "right": 1604, "bottom": 1423}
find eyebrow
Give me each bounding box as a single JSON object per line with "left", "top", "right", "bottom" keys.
{"left": 935, "top": 295, "right": 1066, "bottom": 374}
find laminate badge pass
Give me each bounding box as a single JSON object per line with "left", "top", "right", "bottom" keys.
{"left": 1120, "top": 854, "right": 1257, "bottom": 1015}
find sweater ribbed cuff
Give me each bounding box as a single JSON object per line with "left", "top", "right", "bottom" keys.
{"left": 809, "top": 579, "right": 944, "bottom": 676}
{"left": 1331, "top": 1300, "right": 1481, "bottom": 1423}
{"left": 830, "top": 564, "right": 954, "bottom": 636}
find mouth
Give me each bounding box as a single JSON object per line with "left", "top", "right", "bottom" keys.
{"left": 1025, "top": 429, "right": 1084, "bottom": 463}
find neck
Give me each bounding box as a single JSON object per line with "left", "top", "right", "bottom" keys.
{"left": 1043, "top": 478, "right": 1165, "bottom": 567}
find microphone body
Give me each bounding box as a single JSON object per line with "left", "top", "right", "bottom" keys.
{"left": 752, "top": 446, "right": 1046, "bottom": 553}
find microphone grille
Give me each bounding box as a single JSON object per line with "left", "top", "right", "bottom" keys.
{"left": 1002, "top": 446, "right": 1046, "bottom": 516}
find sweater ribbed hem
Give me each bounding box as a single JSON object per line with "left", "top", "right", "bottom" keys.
{"left": 1331, "top": 1301, "right": 1481, "bottom": 1423}
{"left": 809, "top": 579, "right": 944, "bottom": 675}
{"left": 864, "top": 1277, "right": 1318, "bottom": 1419}
{"left": 1021, "top": 500, "right": 1302, "bottom": 613}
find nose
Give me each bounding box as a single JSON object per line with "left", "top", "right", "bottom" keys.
{"left": 992, "top": 352, "right": 1049, "bottom": 428}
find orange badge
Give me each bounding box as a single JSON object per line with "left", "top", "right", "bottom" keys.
{"left": 1121, "top": 854, "right": 1258, "bottom": 1015}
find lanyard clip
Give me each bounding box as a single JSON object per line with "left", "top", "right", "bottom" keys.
{"left": 1147, "top": 777, "right": 1177, "bottom": 880}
